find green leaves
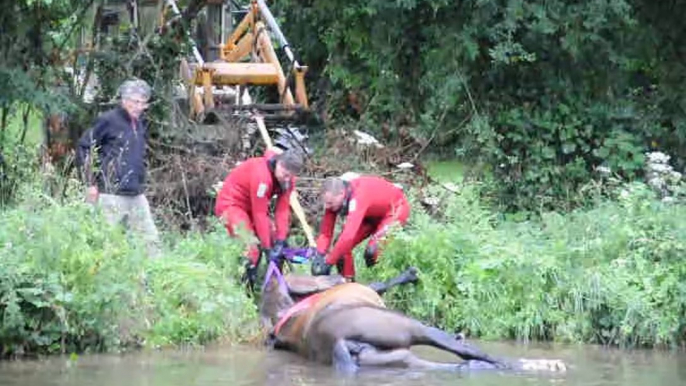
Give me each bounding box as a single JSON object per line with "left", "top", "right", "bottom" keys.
{"left": 0, "top": 182, "right": 258, "bottom": 357}
{"left": 365, "top": 179, "right": 686, "bottom": 348}
{"left": 273, "top": 0, "right": 686, "bottom": 213}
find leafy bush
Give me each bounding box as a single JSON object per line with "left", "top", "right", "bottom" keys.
{"left": 274, "top": 0, "right": 686, "bottom": 211}
{"left": 0, "top": 176, "right": 258, "bottom": 358}
{"left": 358, "top": 180, "right": 686, "bottom": 349}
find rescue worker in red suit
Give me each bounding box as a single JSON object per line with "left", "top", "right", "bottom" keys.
{"left": 310, "top": 173, "right": 411, "bottom": 280}
{"left": 214, "top": 148, "right": 304, "bottom": 290}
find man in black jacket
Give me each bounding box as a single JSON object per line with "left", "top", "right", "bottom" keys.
{"left": 76, "top": 79, "right": 161, "bottom": 257}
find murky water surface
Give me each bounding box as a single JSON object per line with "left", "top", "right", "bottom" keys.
{"left": 1, "top": 341, "right": 685, "bottom": 386}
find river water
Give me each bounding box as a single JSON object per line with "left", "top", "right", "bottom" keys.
{"left": 1, "top": 341, "right": 685, "bottom": 386}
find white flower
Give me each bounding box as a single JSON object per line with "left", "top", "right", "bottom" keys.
{"left": 648, "top": 163, "right": 671, "bottom": 173}
{"left": 646, "top": 151, "right": 670, "bottom": 164}
{"left": 648, "top": 177, "right": 665, "bottom": 189}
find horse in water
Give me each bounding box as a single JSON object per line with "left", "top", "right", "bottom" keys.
{"left": 259, "top": 261, "right": 567, "bottom": 375}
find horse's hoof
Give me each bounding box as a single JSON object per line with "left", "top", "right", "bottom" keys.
{"left": 455, "top": 332, "right": 466, "bottom": 341}
{"left": 518, "top": 359, "right": 567, "bottom": 373}
{"left": 404, "top": 266, "right": 420, "bottom": 283}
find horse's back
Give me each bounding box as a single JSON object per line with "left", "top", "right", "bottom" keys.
{"left": 303, "top": 283, "right": 385, "bottom": 332}
{"left": 320, "top": 282, "right": 385, "bottom": 307}
{"left": 276, "top": 282, "right": 386, "bottom": 348}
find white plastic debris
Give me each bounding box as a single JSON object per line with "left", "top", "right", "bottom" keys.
{"left": 595, "top": 165, "right": 611, "bottom": 175}
{"left": 340, "top": 171, "right": 361, "bottom": 181}
{"left": 353, "top": 130, "right": 384, "bottom": 149}
{"left": 422, "top": 196, "right": 440, "bottom": 206}
{"left": 442, "top": 182, "right": 460, "bottom": 193}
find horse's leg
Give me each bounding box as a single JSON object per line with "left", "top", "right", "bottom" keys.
{"left": 415, "top": 326, "right": 503, "bottom": 364}
{"left": 318, "top": 307, "right": 507, "bottom": 368}
{"left": 319, "top": 308, "right": 565, "bottom": 373}
{"left": 346, "top": 340, "right": 495, "bottom": 371}
{"left": 348, "top": 341, "right": 563, "bottom": 372}
{"left": 367, "top": 267, "right": 419, "bottom": 296}
{"left": 352, "top": 344, "right": 464, "bottom": 370}
{"left": 332, "top": 339, "right": 359, "bottom": 374}
{"left": 409, "top": 325, "right": 564, "bottom": 371}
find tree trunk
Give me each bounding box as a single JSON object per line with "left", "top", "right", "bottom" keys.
{"left": 20, "top": 105, "right": 31, "bottom": 145}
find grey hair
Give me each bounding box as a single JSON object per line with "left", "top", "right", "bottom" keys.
{"left": 275, "top": 149, "right": 305, "bottom": 174}
{"left": 119, "top": 79, "right": 151, "bottom": 101}
{"left": 321, "top": 177, "right": 346, "bottom": 195}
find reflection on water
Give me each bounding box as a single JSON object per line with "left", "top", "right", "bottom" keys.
{"left": 1, "top": 340, "right": 685, "bottom": 386}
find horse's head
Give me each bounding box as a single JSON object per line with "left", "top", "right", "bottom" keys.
{"left": 284, "top": 273, "right": 347, "bottom": 301}
{"left": 259, "top": 260, "right": 295, "bottom": 332}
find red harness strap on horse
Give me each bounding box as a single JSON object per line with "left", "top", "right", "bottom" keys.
{"left": 274, "top": 292, "right": 324, "bottom": 335}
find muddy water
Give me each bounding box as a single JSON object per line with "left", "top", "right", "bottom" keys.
{"left": 1, "top": 341, "right": 685, "bottom": 386}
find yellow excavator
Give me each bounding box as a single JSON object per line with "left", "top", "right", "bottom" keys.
{"left": 174, "top": 0, "right": 309, "bottom": 123}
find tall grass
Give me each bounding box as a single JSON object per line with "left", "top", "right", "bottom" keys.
{"left": 360, "top": 182, "right": 686, "bottom": 349}
{"left": 0, "top": 171, "right": 260, "bottom": 358}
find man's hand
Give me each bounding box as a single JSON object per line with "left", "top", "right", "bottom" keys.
{"left": 268, "top": 239, "right": 287, "bottom": 264}
{"left": 364, "top": 244, "right": 378, "bottom": 268}
{"left": 85, "top": 185, "right": 99, "bottom": 204}
{"left": 311, "top": 252, "right": 332, "bottom": 276}
{"left": 241, "top": 260, "right": 258, "bottom": 292}
{"left": 305, "top": 247, "right": 318, "bottom": 260}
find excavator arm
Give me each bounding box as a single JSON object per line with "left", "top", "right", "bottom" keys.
{"left": 162, "top": 0, "right": 316, "bottom": 247}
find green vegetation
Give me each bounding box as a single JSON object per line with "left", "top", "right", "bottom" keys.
{"left": 274, "top": 0, "right": 686, "bottom": 212}
{"left": 426, "top": 160, "right": 467, "bottom": 183}
{"left": 359, "top": 180, "right": 686, "bottom": 349}
{"left": 0, "top": 171, "right": 260, "bottom": 358}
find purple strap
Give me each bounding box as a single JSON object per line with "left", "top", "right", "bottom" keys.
{"left": 282, "top": 247, "right": 315, "bottom": 262}
{"left": 262, "top": 260, "right": 288, "bottom": 294}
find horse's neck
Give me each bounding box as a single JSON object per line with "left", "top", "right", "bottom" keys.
{"left": 274, "top": 292, "right": 323, "bottom": 338}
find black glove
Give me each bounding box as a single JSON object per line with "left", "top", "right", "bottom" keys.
{"left": 310, "top": 252, "right": 332, "bottom": 276}
{"left": 240, "top": 259, "right": 258, "bottom": 292}
{"left": 364, "top": 244, "right": 378, "bottom": 268}
{"left": 335, "top": 259, "right": 345, "bottom": 275}
{"left": 268, "top": 239, "right": 287, "bottom": 264}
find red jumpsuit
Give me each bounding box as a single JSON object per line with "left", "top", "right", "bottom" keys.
{"left": 315, "top": 175, "right": 410, "bottom": 279}
{"left": 214, "top": 149, "right": 294, "bottom": 264}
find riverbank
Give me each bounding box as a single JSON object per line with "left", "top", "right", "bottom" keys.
{"left": 0, "top": 175, "right": 262, "bottom": 358}
{"left": 2, "top": 166, "right": 686, "bottom": 358}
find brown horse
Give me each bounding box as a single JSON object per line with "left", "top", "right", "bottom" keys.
{"left": 260, "top": 263, "right": 567, "bottom": 375}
